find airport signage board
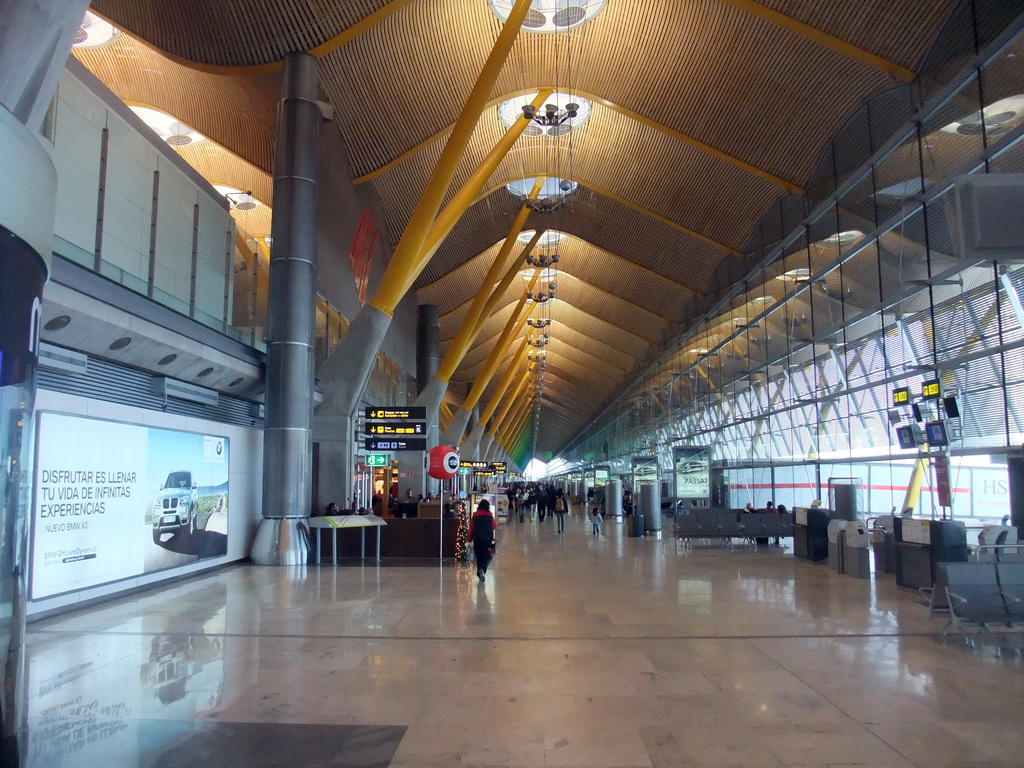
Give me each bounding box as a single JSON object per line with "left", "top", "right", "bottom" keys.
{"left": 892, "top": 386, "right": 910, "bottom": 406}
{"left": 364, "top": 407, "right": 427, "bottom": 421}
{"left": 921, "top": 378, "right": 941, "bottom": 400}
{"left": 364, "top": 437, "right": 427, "bottom": 451}
{"left": 31, "top": 412, "right": 230, "bottom": 600}
{"left": 490, "top": 462, "right": 507, "bottom": 473}
{"left": 460, "top": 460, "right": 488, "bottom": 469}
{"left": 365, "top": 454, "right": 389, "bottom": 466}
{"left": 365, "top": 421, "right": 425, "bottom": 436}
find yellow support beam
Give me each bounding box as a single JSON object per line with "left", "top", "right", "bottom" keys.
{"left": 465, "top": 297, "right": 538, "bottom": 411}
{"left": 366, "top": 0, "right": 535, "bottom": 317}
{"left": 468, "top": 231, "right": 545, "bottom": 338}
{"left": 717, "top": 0, "right": 915, "bottom": 82}
{"left": 491, "top": 376, "right": 529, "bottom": 436}
{"left": 411, "top": 90, "right": 553, "bottom": 279}
{"left": 480, "top": 340, "right": 531, "bottom": 424}
{"left": 353, "top": 87, "right": 803, "bottom": 194}
{"left": 433, "top": 187, "right": 543, "bottom": 382}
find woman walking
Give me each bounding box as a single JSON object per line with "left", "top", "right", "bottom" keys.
{"left": 469, "top": 499, "right": 497, "bottom": 582}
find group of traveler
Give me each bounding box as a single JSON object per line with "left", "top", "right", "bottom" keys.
{"left": 505, "top": 482, "right": 569, "bottom": 532}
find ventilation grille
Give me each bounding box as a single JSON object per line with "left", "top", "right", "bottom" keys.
{"left": 37, "top": 356, "right": 263, "bottom": 429}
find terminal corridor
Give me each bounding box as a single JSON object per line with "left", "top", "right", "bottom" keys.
{"left": 22, "top": 511, "right": 1024, "bottom": 767}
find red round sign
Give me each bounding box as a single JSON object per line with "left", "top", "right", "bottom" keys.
{"left": 427, "top": 445, "right": 460, "bottom": 480}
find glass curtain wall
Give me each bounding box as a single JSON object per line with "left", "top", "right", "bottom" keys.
{"left": 557, "top": 4, "right": 1024, "bottom": 524}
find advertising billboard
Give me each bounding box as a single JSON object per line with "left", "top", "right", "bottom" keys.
{"left": 674, "top": 447, "right": 710, "bottom": 499}
{"left": 31, "top": 412, "right": 230, "bottom": 600}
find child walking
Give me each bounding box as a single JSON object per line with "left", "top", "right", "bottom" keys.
{"left": 591, "top": 506, "right": 603, "bottom": 536}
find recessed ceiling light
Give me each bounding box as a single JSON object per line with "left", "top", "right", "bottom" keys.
{"left": 777, "top": 268, "right": 811, "bottom": 282}
{"left": 128, "top": 106, "right": 207, "bottom": 147}
{"left": 518, "top": 230, "right": 565, "bottom": 249}
{"left": 44, "top": 315, "right": 72, "bottom": 331}
{"left": 108, "top": 337, "right": 132, "bottom": 351}
{"left": 488, "top": 0, "right": 609, "bottom": 33}
{"left": 73, "top": 11, "right": 120, "bottom": 49}
{"left": 941, "top": 95, "right": 1024, "bottom": 136}
{"left": 158, "top": 353, "right": 178, "bottom": 366}
{"left": 229, "top": 377, "right": 244, "bottom": 387}
{"left": 197, "top": 367, "right": 214, "bottom": 378}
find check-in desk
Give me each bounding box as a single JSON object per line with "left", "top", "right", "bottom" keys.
{"left": 894, "top": 517, "right": 969, "bottom": 589}
{"left": 793, "top": 508, "right": 840, "bottom": 561}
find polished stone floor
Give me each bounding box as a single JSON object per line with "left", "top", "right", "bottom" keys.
{"left": 21, "top": 510, "right": 1024, "bottom": 767}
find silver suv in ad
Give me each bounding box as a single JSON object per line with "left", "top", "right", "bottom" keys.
{"left": 153, "top": 470, "right": 198, "bottom": 541}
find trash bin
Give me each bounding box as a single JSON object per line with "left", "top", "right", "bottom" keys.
{"left": 629, "top": 513, "right": 645, "bottom": 537}
{"left": 844, "top": 521, "right": 871, "bottom": 578}
{"left": 827, "top": 520, "right": 847, "bottom": 574}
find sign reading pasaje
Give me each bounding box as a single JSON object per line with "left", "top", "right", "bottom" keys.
{"left": 365, "top": 407, "right": 427, "bottom": 421}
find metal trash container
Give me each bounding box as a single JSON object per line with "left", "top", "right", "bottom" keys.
{"left": 827, "top": 519, "right": 847, "bottom": 574}
{"left": 844, "top": 521, "right": 871, "bottom": 578}
{"left": 629, "top": 513, "right": 645, "bottom": 537}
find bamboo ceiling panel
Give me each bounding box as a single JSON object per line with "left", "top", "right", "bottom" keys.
{"left": 73, "top": 37, "right": 279, "bottom": 171}
{"left": 755, "top": 0, "right": 960, "bottom": 67}
{"left": 92, "top": 0, "right": 393, "bottom": 67}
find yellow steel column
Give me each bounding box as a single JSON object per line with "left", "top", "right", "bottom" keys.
{"left": 468, "top": 231, "right": 544, "bottom": 341}
{"left": 367, "top": 0, "right": 535, "bottom": 317}
{"left": 433, "top": 201, "right": 544, "bottom": 383}
{"left": 464, "top": 303, "right": 537, "bottom": 413}
{"left": 491, "top": 375, "right": 530, "bottom": 437}
{"left": 415, "top": 109, "right": 551, "bottom": 276}
{"left": 901, "top": 452, "right": 930, "bottom": 516}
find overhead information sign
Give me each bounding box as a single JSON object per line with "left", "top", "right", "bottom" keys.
{"left": 460, "top": 460, "right": 488, "bottom": 469}
{"left": 365, "top": 421, "right": 425, "bottom": 436}
{"left": 364, "top": 407, "right": 427, "bottom": 421}
{"left": 921, "top": 378, "right": 941, "bottom": 400}
{"left": 365, "top": 454, "right": 389, "bottom": 466}
{"left": 364, "top": 438, "right": 427, "bottom": 451}
{"left": 490, "top": 462, "right": 507, "bottom": 473}
{"left": 892, "top": 386, "right": 910, "bottom": 406}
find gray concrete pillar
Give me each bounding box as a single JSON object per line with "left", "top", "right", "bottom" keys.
{"left": 406, "top": 305, "right": 441, "bottom": 498}
{"left": 251, "top": 52, "right": 321, "bottom": 565}
{"left": 461, "top": 421, "right": 486, "bottom": 460}
{"left": 1009, "top": 454, "right": 1024, "bottom": 531}
{"left": 1, "top": 1, "right": 90, "bottom": 758}
{"left": 440, "top": 406, "right": 472, "bottom": 447}
{"left": 0, "top": 0, "right": 92, "bottom": 129}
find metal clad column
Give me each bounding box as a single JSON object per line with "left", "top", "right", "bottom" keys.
{"left": 416, "top": 304, "right": 440, "bottom": 394}
{"left": 1, "top": 0, "right": 91, "bottom": 759}
{"left": 252, "top": 52, "right": 321, "bottom": 565}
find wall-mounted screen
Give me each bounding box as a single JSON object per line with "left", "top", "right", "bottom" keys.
{"left": 31, "top": 412, "right": 230, "bottom": 600}
{"left": 925, "top": 420, "right": 950, "bottom": 447}
{"left": 895, "top": 425, "right": 919, "bottom": 450}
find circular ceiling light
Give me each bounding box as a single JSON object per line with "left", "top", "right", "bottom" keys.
{"left": 506, "top": 176, "right": 578, "bottom": 199}
{"left": 518, "top": 230, "right": 565, "bottom": 249}
{"left": 108, "top": 337, "right": 132, "bottom": 351}
{"left": 941, "top": 95, "right": 1024, "bottom": 137}
{"left": 488, "top": 0, "right": 609, "bottom": 33}
{"left": 815, "top": 230, "right": 864, "bottom": 248}
{"left": 73, "top": 11, "right": 120, "bottom": 49}
{"left": 498, "top": 92, "right": 591, "bottom": 136}
{"left": 129, "top": 106, "right": 207, "bottom": 148}
{"left": 777, "top": 268, "right": 811, "bottom": 282}
{"left": 874, "top": 179, "right": 923, "bottom": 200}
{"left": 44, "top": 315, "right": 72, "bottom": 332}
{"left": 212, "top": 184, "right": 261, "bottom": 211}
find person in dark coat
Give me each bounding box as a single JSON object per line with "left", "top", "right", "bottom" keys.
{"left": 469, "top": 499, "right": 497, "bottom": 582}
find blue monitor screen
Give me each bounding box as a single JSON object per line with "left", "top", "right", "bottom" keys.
{"left": 925, "top": 420, "right": 949, "bottom": 447}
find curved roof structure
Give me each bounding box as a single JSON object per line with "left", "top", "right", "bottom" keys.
{"left": 80, "top": 0, "right": 967, "bottom": 460}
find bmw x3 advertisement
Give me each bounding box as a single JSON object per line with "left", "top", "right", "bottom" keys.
{"left": 30, "top": 412, "right": 230, "bottom": 600}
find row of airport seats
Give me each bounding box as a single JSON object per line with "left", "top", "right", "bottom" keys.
{"left": 673, "top": 508, "right": 794, "bottom": 549}
{"left": 939, "top": 561, "right": 1024, "bottom": 639}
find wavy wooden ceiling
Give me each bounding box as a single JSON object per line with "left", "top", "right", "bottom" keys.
{"left": 85, "top": 0, "right": 961, "bottom": 460}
